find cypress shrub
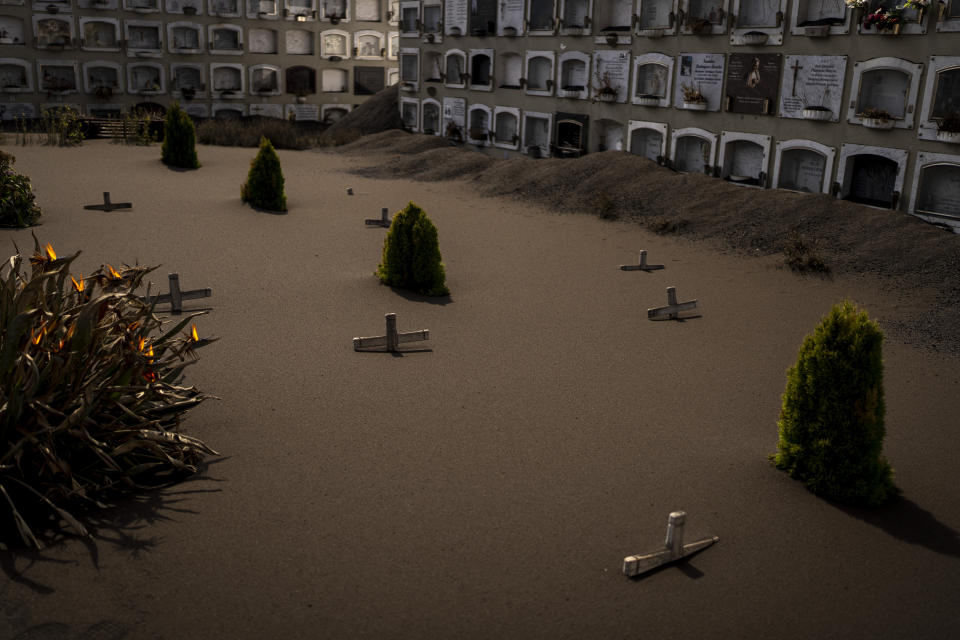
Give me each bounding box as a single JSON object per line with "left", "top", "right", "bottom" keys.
{"left": 161, "top": 101, "right": 200, "bottom": 169}
{"left": 772, "top": 301, "right": 895, "bottom": 506}
{"left": 377, "top": 202, "right": 449, "bottom": 296}
{"left": 241, "top": 136, "right": 287, "bottom": 212}
{"left": 0, "top": 151, "right": 41, "bottom": 228}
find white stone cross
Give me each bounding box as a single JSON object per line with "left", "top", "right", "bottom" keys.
{"left": 647, "top": 286, "right": 698, "bottom": 320}
{"left": 622, "top": 511, "right": 719, "bottom": 577}
{"left": 364, "top": 207, "right": 392, "bottom": 228}
{"left": 84, "top": 192, "right": 133, "bottom": 212}
{"left": 353, "top": 313, "right": 429, "bottom": 352}
{"left": 143, "top": 273, "right": 212, "bottom": 314}
{"left": 620, "top": 250, "right": 664, "bottom": 272}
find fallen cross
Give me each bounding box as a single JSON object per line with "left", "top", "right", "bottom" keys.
{"left": 84, "top": 192, "right": 133, "bottom": 212}
{"left": 353, "top": 313, "right": 429, "bottom": 352}
{"left": 622, "top": 511, "right": 719, "bottom": 578}
{"left": 620, "top": 250, "right": 664, "bottom": 272}
{"left": 364, "top": 207, "right": 392, "bottom": 228}
{"left": 647, "top": 286, "right": 698, "bottom": 320}
{"left": 143, "top": 273, "right": 212, "bottom": 314}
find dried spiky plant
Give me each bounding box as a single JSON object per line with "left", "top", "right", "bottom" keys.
{"left": 0, "top": 237, "right": 218, "bottom": 549}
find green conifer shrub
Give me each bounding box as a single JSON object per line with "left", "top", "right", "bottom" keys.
{"left": 377, "top": 202, "right": 449, "bottom": 296}
{"left": 240, "top": 136, "right": 287, "bottom": 212}
{"left": 161, "top": 101, "right": 200, "bottom": 169}
{"left": 772, "top": 301, "right": 895, "bottom": 506}
{"left": 0, "top": 151, "right": 41, "bottom": 228}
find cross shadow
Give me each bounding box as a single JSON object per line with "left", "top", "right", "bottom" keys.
{"left": 836, "top": 493, "right": 960, "bottom": 558}
{"left": 648, "top": 313, "right": 703, "bottom": 322}
{"left": 626, "top": 548, "right": 712, "bottom": 583}
{"left": 387, "top": 285, "right": 453, "bottom": 306}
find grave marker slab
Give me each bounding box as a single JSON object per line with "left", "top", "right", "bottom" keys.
{"left": 143, "top": 273, "right": 212, "bottom": 314}
{"left": 353, "top": 313, "right": 429, "bottom": 352}
{"left": 364, "top": 207, "right": 392, "bottom": 227}
{"left": 620, "top": 250, "right": 664, "bottom": 272}
{"left": 622, "top": 511, "right": 719, "bottom": 577}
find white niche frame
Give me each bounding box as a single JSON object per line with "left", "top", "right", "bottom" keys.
{"left": 170, "top": 62, "right": 206, "bottom": 98}
{"left": 835, "top": 143, "right": 908, "bottom": 209}
{"left": 633, "top": 52, "right": 673, "bottom": 107}
{"left": 398, "top": 46, "right": 419, "bottom": 91}
{"left": 353, "top": 29, "right": 384, "bottom": 59}
{"left": 525, "top": 50, "right": 556, "bottom": 96}
{"left": 556, "top": 50, "right": 590, "bottom": 100}
{"left": 208, "top": 23, "right": 243, "bottom": 54}
{"left": 444, "top": 48, "right": 467, "bottom": 88}
{"left": 909, "top": 151, "right": 960, "bottom": 230}
{"left": 467, "top": 103, "right": 492, "bottom": 145}
{"left": 320, "top": 29, "right": 349, "bottom": 58}
{"left": 166, "top": 22, "right": 203, "bottom": 54}
{"left": 80, "top": 18, "right": 121, "bottom": 52}
{"left": 82, "top": 60, "right": 123, "bottom": 94}
{"left": 124, "top": 20, "right": 163, "bottom": 57}
{"left": 772, "top": 139, "right": 836, "bottom": 194}
{"left": 249, "top": 63, "right": 281, "bottom": 95}
{"left": 398, "top": 0, "right": 419, "bottom": 37}
{"left": 669, "top": 127, "right": 717, "bottom": 174}
{"left": 522, "top": 109, "right": 553, "bottom": 157}
{"left": 627, "top": 120, "right": 669, "bottom": 163}
{"left": 917, "top": 56, "right": 960, "bottom": 142}
{"left": 718, "top": 130, "right": 771, "bottom": 187}
{"left": 210, "top": 61, "right": 244, "bottom": 95}
{"left": 789, "top": 0, "right": 852, "bottom": 36}
{"left": 400, "top": 96, "right": 419, "bottom": 131}
{"left": 847, "top": 57, "right": 923, "bottom": 130}
{"left": 126, "top": 61, "right": 164, "bottom": 94}
{"left": 493, "top": 105, "right": 521, "bottom": 149}
{"left": 32, "top": 16, "right": 76, "bottom": 50}
{"left": 420, "top": 97, "right": 441, "bottom": 135}
{"left": 729, "top": 0, "right": 786, "bottom": 45}
{"left": 469, "top": 48, "right": 494, "bottom": 91}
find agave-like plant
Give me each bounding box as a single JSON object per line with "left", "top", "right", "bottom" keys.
{"left": 0, "top": 237, "right": 218, "bottom": 549}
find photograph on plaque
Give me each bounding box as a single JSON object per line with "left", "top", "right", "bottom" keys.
{"left": 778, "top": 55, "right": 846, "bottom": 122}
{"left": 725, "top": 53, "right": 781, "bottom": 115}
{"left": 674, "top": 53, "right": 725, "bottom": 111}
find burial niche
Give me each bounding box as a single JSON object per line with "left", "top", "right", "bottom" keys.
{"left": 173, "top": 64, "right": 203, "bottom": 94}
{"left": 0, "top": 62, "right": 28, "bottom": 90}
{"left": 127, "top": 24, "right": 161, "bottom": 52}
{"left": 35, "top": 18, "right": 72, "bottom": 48}
{"left": 930, "top": 66, "right": 960, "bottom": 122}
{"left": 211, "top": 65, "right": 241, "bottom": 93}
{"left": 635, "top": 62, "right": 668, "bottom": 101}
{"left": 211, "top": 0, "right": 240, "bottom": 15}
{"left": 494, "top": 109, "right": 519, "bottom": 146}
{"left": 524, "top": 113, "right": 551, "bottom": 156}
{"left": 674, "top": 134, "right": 711, "bottom": 173}
{"left": 355, "top": 31, "right": 382, "bottom": 58}
{"left": 126, "top": 0, "right": 159, "bottom": 10}
{"left": 470, "top": 51, "right": 492, "bottom": 88}
{"left": 595, "top": 119, "right": 623, "bottom": 152}
{"left": 170, "top": 25, "right": 202, "bottom": 51}
{"left": 355, "top": 0, "right": 379, "bottom": 20}
{"left": 0, "top": 17, "right": 25, "bottom": 45}
{"left": 424, "top": 51, "right": 442, "bottom": 81}
{"left": 794, "top": 0, "right": 845, "bottom": 28}
{"left": 400, "top": 3, "right": 419, "bottom": 33}
{"left": 251, "top": 66, "right": 279, "bottom": 93}
{"left": 323, "top": 106, "right": 348, "bottom": 122}
{"left": 128, "top": 64, "right": 161, "bottom": 93}
{"left": 528, "top": 0, "right": 556, "bottom": 31}
{"left": 285, "top": 65, "right": 316, "bottom": 94}
{"left": 915, "top": 161, "right": 960, "bottom": 220}
{"left": 558, "top": 53, "right": 588, "bottom": 97}
{"left": 856, "top": 67, "right": 909, "bottom": 119}
{"left": 422, "top": 100, "right": 440, "bottom": 134}
{"left": 320, "top": 0, "right": 346, "bottom": 19}
{"left": 401, "top": 99, "right": 418, "bottom": 130}
{"left": 469, "top": 0, "right": 497, "bottom": 35}
{"left": 723, "top": 139, "right": 765, "bottom": 185}
{"left": 321, "top": 68, "right": 347, "bottom": 92}
{"left": 82, "top": 20, "right": 118, "bottom": 49}
{"left": 445, "top": 50, "right": 465, "bottom": 85}
{"left": 468, "top": 106, "right": 490, "bottom": 143}
{"left": 596, "top": 0, "right": 633, "bottom": 31}
{"left": 526, "top": 54, "right": 553, "bottom": 92}
{"left": 253, "top": 0, "right": 278, "bottom": 15}
{"left": 555, "top": 112, "right": 588, "bottom": 156}
{"left": 843, "top": 154, "right": 899, "bottom": 207}
{"left": 210, "top": 25, "right": 241, "bottom": 52}
{"left": 637, "top": 0, "right": 675, "bottom": 30}
{"left": 561, "top": 0, "right": 591, "bottom": 31}
{"left": 685, "top": 0, "right": 725, "bottom": 31}
{"left": 735, "top": 0, "right": 782, "bottom": 28}
{"left": 778, "top": 148, "right": 827, "bottom": 192}
{"left": 285, "top": 29, "right": 314, "bottom": 54}
{"left": 248, "top": 28, "right": 277, "bottom": 53}
{"left": 400, "top": 50, "right": 418, "bottom": 86}
{"left": 321, "top": 31, "right": 347, "bottom": 57}
{"left": 629, "top": 126, "right": 664, "bottom": 162}
{"left": 86, "top": 65, "right": 119, "bottom": 95}
{"left": 499, "top": 52, "right": 522, "bottom": 88}
{"left": 354, "top": 66, "right": 384, "bottom": 94}
{"left": 422, "top": 4, "right": 442, "bottom": 35}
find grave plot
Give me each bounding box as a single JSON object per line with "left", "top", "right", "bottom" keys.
{"left": 594, "top": 119, "right": 624, "bottom": 152}
{"left": 527, "top": 0, "right": 557, "bottom": 34}
{"left": 401, "top": 97, "right": 419, "bottom": 131}
{"left": 172, "top": 64, "right": 205, "bottom": 99}
{"left": 497, "top": 0, "right": 523, "bottom": 36}
{"left": 916, "top": 57, "right": 960, "bottom": 142}
{"left": 168, "top": 23, "right": 203, "bottom": 54}
{"left": 493, "top": 106, "right": 521, "bottom": 148}
{"left": 248, "top": 27, "right": 277, "bottom": 53}
{"left": 670, "top": 127, "right": 717, "bottom": 174}
{"left": 525, "top": 51, "right": 555, "bottom": 96}
{"left": 80, "top": 18, "right": 119, "bottom": 51}
{"left": 444, "top": 0, "right": 467, "bottom": 35}
{"left": 847, "top": 57, "right": 923, "bottom": 130}
{"left": 250, "top": 65, "right": 280, "bottom": 95}
{"left": 209, "top": 24, "right": 242, "bottom": 54}
{"left": 321, "top": 29, "right": 348, "bottom": 58}
{"left": 124, "top": 21, "right": 163, "bottom": 55}
{"left": 421, "top": 98, "right": 441, "bottom": 135}
{"left": 908, "top": 151, "right": 960, "bottom": 230}
{"left": 498, "top": 52, "right": 523, "bottom": 89}
{"left": 556, "top": 51, "right": 590, "bottom": 100}
{"left": 33, "top": 16, "right": 74, "bottom": 49}
{"left": 725, "top": 53, "right": 782, "bottom": 115}
{"left": 211, "top": 63, "right": 243, "bottom": 98}
{"left": 467, "top": 104, "right": 492, "bottom": 145}
{"left": 442, "top": 95, "right": 466, "bottom": 142}
{"left": 354, "top": 30, "right": 384, "bottom": 59}
{"left": 399, "top": 48, "right": 419, "bottom": 91}
{"left": 627, "top": 121, "right": 668, "bottom": 163}
{"left": 592, "top": 50, "right": 630, "bottom": 103}
{"left": 39, "top": 61, "right": 78, "bottom": 95}
{"left": 632, "top": 53, "right": 673, "bottom": 108}
{"left": 729, "top": 0, "right": 786, "bottom": 45}
{"left": 285, "top": 29, "right": 314, "bottom": 54}
{"left": 444, "top": 49, "right": 467, "bottom": 88}
{"left": 0, "top": 59, "right": 32, "bottom": 93}
{"left": 83, "top": 62, "right": 122, "bottom": 97}
{"left": 469, "top": 49, "right": 494, "bottom": 91}
{"left": 636, "top": 0, "right": 679, "bottom": 35}
{"left": 469, "top": 0, "right": 498, "bottom": 36}
{"left": 674, "top": 53, "right": 725, "bottom": 112}
{"left": 0, "top": 16, "right": 25, "bottom": 46}
{"left": 778, "top": 54, "right": 846, "bottom": 122}
{"left": 719, "top": 132, "right": 771, "bottom": 187}
{"left": 354, "top": 66, "right": 385, "bottom": 96}
{"left": 772, "top": 139, "right": 835, "bottom": 194}
{"left": 836, "top": 143, "right": 908, "bottom": 209}
{"left": 789, "top": 0, "right": 850, "bottom": 36}
{"left": 554, "top": 112, "right": 588, "bottom": 157}
{"left": 679, "top": 0, "right": 729, "bottom": 34}
{"left": 523, "top": 110, "right": 552, "bottom": 158}
{"left": 559, "top": 0, "right": 593, "bottom": 35}
{"left": 322, "top": 68, "right": 348, "bottom": 93}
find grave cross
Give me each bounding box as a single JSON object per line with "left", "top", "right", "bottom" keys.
{"left": 620, "top": 250, "right": 664, "bottom": 272}
{"left": 622, "top": 511, "right": 719, "bottom": 578}
{"left": 790, "top": 59, "right": 803, "bottom": 97}
{"left": 353, "top": 313, "right": 429, "bottom": 352}
{"left": 647, "top": 286, "right": 698, "bottom": 320}
{"left": 142, "top": 273, "right": 212, "bottom": 314}
{"left": 364, "top": 207, "right": 392, "bottom": 228}
{"left": 84, "top": 191, "right": 133, "bottom": 212}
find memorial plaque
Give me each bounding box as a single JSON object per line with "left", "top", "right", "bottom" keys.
{"left": 675, "top": 136, "right": 710, "bottom": 173}
{"left": 498, "top": 0, "right": 524, "bottom": 33}
{"left": 322, "top": 32, "right": 347, "bottom": 56}
{"left": 778, "top": 148, "right": 826, "bottom": 192}
{"left": 638, "top": 0, "right": 672, "bottom": 28}
{"left": 0, "top": 103, "right": 36, "bottom": 121}
{"left": 355, "top": 0, "right": 380, "bottom": 20}
{"left": 916, "top": 164, "right": 960, "bottom": 217}
{"left": 726, "top": 53, "right": 782, "bottom": 115}
{"left": 284, "top": 103, "right": 319, "bottom": 121}
{"left": 631, "top": 128, "right": 663, "bottom": 161}
{"left": 286, "top": 30, "right": 313, "bottom": 55}
{"left": 249, "top": 103, "right": 282, "bottom": 119}
{"left": 356, "top": 66, "right": 385, "bottom": 95}
{"left": 248, "top": 29, "right": 277, "bottom": 54}
{"left": 779, "top": 55, "right": 846, "bottom": 121}
{"left": 594, "top": 50, "right": 631, "bottom": 102}
{"left": 675, "top": 53, "right": 725, "bottom": 111}
{"left": 182, "top": 104, "right": 207, "bottom": 118}
{"left": 442, "top": 96, "right": 466, "bottom": 135}
{"left": 445, "top": 0, "right": 468, "bottom": 35}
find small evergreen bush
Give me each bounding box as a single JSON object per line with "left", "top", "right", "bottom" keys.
{"left": 0, "top": 151, "right": 41, "bottom": 228}
{"left": 377, "top": 202, "right": 449, "bottom": 296}
{"left": 241, "top": 136, "right": 287, "bottom": 212}
{"left": 161, "top": 102, "right": 200, "bottom": 168}
{"left": 772, "top": 301, "right": 895, "bottom": 506}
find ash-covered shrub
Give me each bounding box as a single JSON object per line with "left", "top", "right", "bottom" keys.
{"left": 0, "top": 238, "right": 217, "bottom": 549}
{"left": 0, "top": 151, "right": 42, "bottom": 228}
{"left": 241, "top": 136, "right": 287, "bottom": 212}
{"left": 772, "top": 301, "right": 895, "bottom": 506}
{"left": 162, "top": 102, "right": 200, "bottom": 168}
{"left": 377, "top": 202, "right": 449, "bottom": 297}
